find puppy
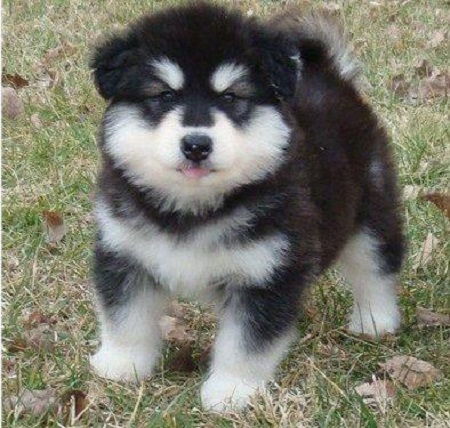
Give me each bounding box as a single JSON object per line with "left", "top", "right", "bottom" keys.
{"left": 89, "top": 3, "right": 404, "bottom": 412}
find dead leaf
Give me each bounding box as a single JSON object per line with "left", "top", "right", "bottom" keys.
{"left": 417, "top": 307, "right": 450, "bottom": 327}
{"left": 42, "top": 211, "right": 67, "bottom": 243}
{"left": 380, "top": 356, "right": 443, "bottom": 389}
{"left": 61, "top": 390, "right": 88, "bottom": 420}
{"left": 411, "top": 71, "right": 449, "bottom": 101}
{"left": 167, "top": 343, "right": 197, "bottom": 373}
{"left": 43, "top": 42, "right": 75, "bottom": 64}
{"left": 413, "top": 59, "right": 433, "bottom": 78}
{"left": 35, "top": 69, "right": 60, "bottom": 89}
{"left": 427, "top": 30, "right": 447, "bottom": 49}
{"left": 24, "top": 310, "right": 53, "bottom": 328}
{"left": 2, "top": 87, "right": 24, "bottom": 118}
{"left": 412, "top": 232, "right": 439, "bottom": 269}
{"left": 30, "top": 113, "right": 42, "bottom": 129}
{"left": 355, "top": 377, "right": 396, "bottom": 406}
{"left": 7, "top": 338, "right": 29, "bottom": 353}
{"left": 2, "top": 73, "right": 29, "bottom": 89}
{"left": 3, "top": 388, "right": 57, "bottom": 417}
{"left": 421, "top": 192, "right": 450, "bottom": 219}
{"left": 159, "top": 315, "right": 193, "bottom": 342}
{"left": 389, "top": 74, "right": 410, "bottom": 97}
{"left": 317, "top": 343, "right": 346, "bottom": 359}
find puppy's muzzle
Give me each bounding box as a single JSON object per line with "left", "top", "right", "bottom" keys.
{"left": 181, "top": 133, "right": 213, "bottom": 162}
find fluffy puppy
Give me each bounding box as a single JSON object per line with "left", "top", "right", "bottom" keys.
{"left": 89, "top": 3, "right": 405, "bottom": 412}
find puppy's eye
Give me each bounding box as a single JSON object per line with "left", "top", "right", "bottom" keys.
{"left": 220, "top": 92, "right": 236, "bottom": 103}
{"left": 159, "top": 90, "right": 176, "bottom": 103}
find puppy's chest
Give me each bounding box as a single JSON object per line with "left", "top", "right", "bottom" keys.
{"left": 101, "top": 210, "right": 287, "bottom": 298}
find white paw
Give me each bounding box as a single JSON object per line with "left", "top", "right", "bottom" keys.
{"left": 348, "top": 305, "right": 400, "bottom": 337}
{"left": 201, "top": 373, "right": 264, "bottom": 412}
{"left": 90, "top": 343, "right": 157, "bottom": 382}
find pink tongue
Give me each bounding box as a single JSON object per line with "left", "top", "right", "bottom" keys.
{"left": 182, "top": 166, "right": 210, "bottom": 178}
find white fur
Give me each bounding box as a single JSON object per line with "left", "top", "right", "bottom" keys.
{"left": 338, "top": 230, "right": 400, "bottom": 336}
{"left": 91, "top": 284, "right": 167, "bottom": 381}
{"left": 151, "top": 57, "right": 184, "bottom": 90}
{"left": 201, "top": 311, "right": 293, "bottom": 411}
{"left": 104, "top": 103, "right": 290, "bottom": 213}
{"left": 210, "top": 62, "right": 248, "bottom": 92}
{"left": 298, "top": 13, "right": 360, "bottom": 84}
{"left": 96, "top": 202, "right": 289, "bottom": 299}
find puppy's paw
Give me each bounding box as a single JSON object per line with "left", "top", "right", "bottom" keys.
{"left": 348, "top": 305, "right": 400, "bottom": 337}
{"left": 200, "top": 373, "right": 263, "bottom": 412}
{"left": 90, "top": 344, "right": 157, "bottom": 382}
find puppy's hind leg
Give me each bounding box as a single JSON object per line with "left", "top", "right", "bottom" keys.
{"left": 338, "top": 228, "right": 404, "bottom": 337}
{"left": 90, "top": 245, "right": 167, "bottom": 382}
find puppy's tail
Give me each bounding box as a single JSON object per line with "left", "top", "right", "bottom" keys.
{"left": 268, "top": 10, "right": 361, "bottom": 85}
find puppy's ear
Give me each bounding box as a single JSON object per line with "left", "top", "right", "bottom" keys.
{"left": 254, "top": 30, "right": 300, "bottom": 99}
{"left": 91, "top": 33, "right": 141, "bottom": 100}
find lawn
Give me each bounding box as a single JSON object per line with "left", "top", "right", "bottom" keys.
{"left": 2, "top": 0, "right": 449, "bottom": 426}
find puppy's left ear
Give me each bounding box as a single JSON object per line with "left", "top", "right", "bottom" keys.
{"left": 254, "top": 30, "right": 300, "bottom": 99}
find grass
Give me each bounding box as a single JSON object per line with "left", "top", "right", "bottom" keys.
{"left": 2, "top": 0, "right": 449, "bottom": 426}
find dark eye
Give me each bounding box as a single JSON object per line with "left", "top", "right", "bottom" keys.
{"left": 220, "top": 92, "right": 236, "bottom": 103}
{"left": 160, "top": 90, "right": 176, "bottom": 103}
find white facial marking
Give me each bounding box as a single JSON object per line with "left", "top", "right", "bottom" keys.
{"left": 210, "top": 62, "right": 249, "bottom": 92}
{"left": 96, "top": 202, "right": 288, "bottom": 299}
{"left": 91, "top": 284, "right": 167, "bottom": 382}
{"left": 338, "top": 230, "right": 400, "bottom": 336}
{"left": 104, "top": 103, "right": 290, "bottom": 213}
{"left": 201, "top": 312, "right": 294, "bottom": 411}
{"left": 151, "top": 57, "right": 184, "bottom": 90}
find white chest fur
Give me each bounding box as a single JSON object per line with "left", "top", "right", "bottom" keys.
{"left": 96, "top": 203, "right": 288, "bottom": 298}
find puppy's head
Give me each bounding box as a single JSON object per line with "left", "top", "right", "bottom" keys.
{"left": 92, "top": 3, "right": 299, "bottom": 212}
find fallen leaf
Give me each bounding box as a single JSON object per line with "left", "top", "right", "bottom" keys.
{"left": 2, "top": 73, "right": 29, "bottom": 89}
{"left": 61, "top": 390, "right": 88, "bottom": 420}
{"left": 30, "top": 113, "right": 42, "bottom": 129}
{"left": 7, "top": 338, "right": 28, "bottom": 353}
{"left": 412, "top": 232, "right": 439, "bottom": 269}
{"left": 389, "top": 74, "right": 410, "bottom": 97}
{"left": 35, "top": 69, "right": 60, "bottom": 89}
{"left": 413, "top": 59, "right": 433, "bottom": 78}
{"left": 2, "top": 87, "right": 24, "bottom": 118}
{"left": 417, "top": 307, "right": 450, "bottom": 327}
{"left": 43, "top": 42, "right": 75, "bottom": 64}
{"left": 167, "top": 343, "right": 197, "bottom": 373}
{"left": 3, "top": 388, "right": 57, "bottom": 417}
{"left": 24, "top": 310, "right": 53, "bottom": 327}
{"left": 159, "top": 315, "right": 193, "bottom": 342}
{"left": 317, "top": 343, "right": 346, "bottom": 359}
{"left": 355, "top": 376, "right": 396, "bottom": 406}
{"left": 421, "top": 192, "right": 450, "bottom": 219}
{"left": 379, "top": 356, "right": 443, "bottom": 389}
{"left": 427, "top": 30, "right": 447, "bottom": 49}
{"left": 410, "top": 71, "right": 449, "bottom": 101}
{"left": 42, "top": 211, "right": 67, "bottom": 243}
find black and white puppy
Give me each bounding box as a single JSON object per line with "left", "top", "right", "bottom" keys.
{"left": 90, "top": 3, "right": 404, "bottom": 411}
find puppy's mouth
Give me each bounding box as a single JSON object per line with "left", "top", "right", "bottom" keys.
{"left": 177, "top": 162, "right": 215, "bottom": 179}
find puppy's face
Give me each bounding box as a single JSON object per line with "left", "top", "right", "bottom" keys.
{"left": 93, "top": 4, "right": 299, "bottom": 212}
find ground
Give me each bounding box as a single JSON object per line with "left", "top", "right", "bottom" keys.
{"left": 2, "top": 0, "right": 449, "bottom": 427}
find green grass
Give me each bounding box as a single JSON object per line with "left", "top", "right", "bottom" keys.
{"left": 2, "top": 0, "right": 449, "bottom": 426}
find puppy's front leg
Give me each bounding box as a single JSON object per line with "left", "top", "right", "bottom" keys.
{"left": 201, "top": 285, "right": 300, "bottom": 412}
{"left": 90, "top": 244, "right": 167, "bottom": 382}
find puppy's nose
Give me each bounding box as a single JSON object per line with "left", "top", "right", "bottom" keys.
{"left": 181, "top": 134, "right": 213, "bottom": 162}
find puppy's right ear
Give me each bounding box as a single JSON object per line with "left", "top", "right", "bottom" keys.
{"left": 91, "top": 33, "right": 140, "bottom": 100}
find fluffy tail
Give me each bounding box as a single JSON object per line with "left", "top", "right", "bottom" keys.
{"left": 268, "top": 10, "right": 361, "bottom": 85}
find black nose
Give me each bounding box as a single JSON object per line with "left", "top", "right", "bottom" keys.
{"left": 181, "top": 134, "right": 212, "bottom": 162}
